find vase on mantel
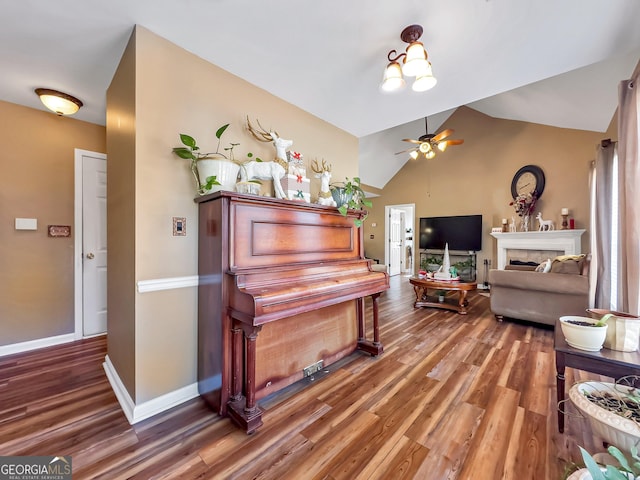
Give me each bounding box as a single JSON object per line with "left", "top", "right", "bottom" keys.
{"left": 520, "top": 214, "right": 530, "bottom": 232}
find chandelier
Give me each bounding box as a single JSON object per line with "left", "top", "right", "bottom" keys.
{"left": 380, "top": 25, "right": 437, "bottom": 93}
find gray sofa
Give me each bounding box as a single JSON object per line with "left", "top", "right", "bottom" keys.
{"left": 488, "top": 255, "right": 590, "bottom": 326}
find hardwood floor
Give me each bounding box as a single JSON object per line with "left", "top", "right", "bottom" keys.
{"left": 0, "top": 275, "right": 606, "bottom": 479}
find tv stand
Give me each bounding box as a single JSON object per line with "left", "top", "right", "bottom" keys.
{"left": 419, "top": 250, "right": 477, "bottom": 282}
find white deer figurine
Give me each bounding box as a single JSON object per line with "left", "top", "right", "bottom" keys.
{"left": 536, "top": 212, "right": 555, "bottom": 231}
{"left": 509, "top": 216, "right": 517, "bottom": 232}
{"left": 245, "top": 117, "right": 292, "bottom": 199}
{"left": 310, "top": 159, "right": 337, "bottom": 207}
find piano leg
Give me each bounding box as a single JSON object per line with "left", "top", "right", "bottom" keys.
{"left": 227, "top": 321, "right": 264, "bottom": 434}
{"left": 230, "top": 325, "right": 243, "bottom": 401}
{"left": 357, "top": 293, "right": 384, "bottom": 356}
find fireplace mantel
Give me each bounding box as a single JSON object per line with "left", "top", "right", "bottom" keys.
{"left": 490, "top": 230, "right": 585, "bottom": 269}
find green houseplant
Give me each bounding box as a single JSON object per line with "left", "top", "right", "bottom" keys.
{"left": 579, "top": 445, "right": 640, "bottom": 479}
{"left": 330, "top": 177, "right": 372, "bottom": 227}
{"left": 172, "top": 123, "right": 240, "bottom": 195}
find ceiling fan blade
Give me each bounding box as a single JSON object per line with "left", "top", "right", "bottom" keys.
{"left": 395, "top": 147, "right": 418, "bottom": 155}
{"left": 432, "top": 129, "right": 454, "bottom": 143}
{"left": 446, "top": 139, "right": 464, "bottom": 146}
{"left": 402, "top": 138, "right": 422, "bottom": 144}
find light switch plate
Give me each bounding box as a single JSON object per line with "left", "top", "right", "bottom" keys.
{"left": 173, "top": 217, "right": 186, "bottom": 236}
{"left": 15, "top": 218, "right": 37, "bottom": 230}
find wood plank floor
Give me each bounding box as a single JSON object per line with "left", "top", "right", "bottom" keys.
{"left": 0, "top": 275, "right": 607, "bottom": 479}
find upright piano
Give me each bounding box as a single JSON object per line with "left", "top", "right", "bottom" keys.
{"left": 196, "top": 191, "right": 389, "bottom": 433}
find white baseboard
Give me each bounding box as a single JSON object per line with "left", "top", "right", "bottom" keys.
{"left": 103, "top": 355, "right": 199, "bottom": 424}
{"left": 0, "top": 333, "right": 76, "bottom": 357}
{"left": 137, "top": 275, "right": 199, "bottom": 293}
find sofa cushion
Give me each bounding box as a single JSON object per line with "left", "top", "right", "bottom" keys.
{"left": 550, "top": 254, "right": 586, "bottom": 275}
{"left": 488, "top": 269, "right": 589, "bottom": 295}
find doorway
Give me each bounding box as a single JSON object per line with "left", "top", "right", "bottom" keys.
{"left": 384, "top": 204, "right": 415, "bottom": 276}
{"left": 74, "top": 149, "right": 107, "bottom": 338}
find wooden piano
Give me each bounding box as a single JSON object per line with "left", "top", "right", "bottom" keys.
{"left": 196, "top": 191, "right": 389, "bottom": 433}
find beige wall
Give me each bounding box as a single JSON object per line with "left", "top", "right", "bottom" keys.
{"left": 106, "top": 31, "right": 138, "bottom": 398}
{"left": 363, "top": 106, "right": 610, "bottom": 283}
{"left": 0, "top": 100, "right": 106, "bottom": 346}
{"left": 107, "top": 26, "right": 359, "bottom": 404}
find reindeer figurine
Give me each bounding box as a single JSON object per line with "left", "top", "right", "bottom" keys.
{"left": 310, "top": 159, "right": 337, "bottom": 207}
{"left": 536, "top": 212, "right": 555, "bottom": 231}
{"left": 244, "top": 117, "right": 292, "bottom": 199}
{"left": 509, "top": 216, "right": 517, "bottom": 232}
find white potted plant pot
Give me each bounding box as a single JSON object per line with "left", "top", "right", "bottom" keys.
{"left": 198, "top": 158, "right": 240, "bottom": 193}
{"left": 569, "top": 381, "right": 640, "bottom": 454}
{"left": 559, "top": 316, "right": 608, "bottom": 351}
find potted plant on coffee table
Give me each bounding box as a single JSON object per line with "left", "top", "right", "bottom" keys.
{"left": 172, "top": 123, "right": 240, "bottom": 195}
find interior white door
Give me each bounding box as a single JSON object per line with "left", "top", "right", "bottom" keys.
{"left": 82, "top": 154, "right": 107, "bottom": 336}
{"left": 388, "top": 208, "right": 403, "bottom": 276}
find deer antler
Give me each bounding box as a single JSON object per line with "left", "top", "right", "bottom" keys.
{"left": 246, "top": 116, "right": 277, "bottom": 143}
{"left": 310, "top": 159, "right": 322, "bottom": 174}
{"left": 310, "top": 159, "right": 332, "bottom": 173}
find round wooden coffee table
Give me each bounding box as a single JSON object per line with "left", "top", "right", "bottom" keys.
{"left": 409, "top": 276, "right": 477, "bottom": 315}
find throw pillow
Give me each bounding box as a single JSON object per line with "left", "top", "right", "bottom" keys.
{"left": 550, "top": 254, "right": 586, "bottom": 275}
{"left": 535, "top": 259, "right": 552, "bottom": 273}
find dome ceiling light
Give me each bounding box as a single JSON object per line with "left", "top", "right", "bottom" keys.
{"left": 35, "top": 88, "right": 83, "bottom": 116}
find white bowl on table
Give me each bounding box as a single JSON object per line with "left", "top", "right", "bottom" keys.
{"left": 559, "top": 315, "right": 608, "bottom": 352}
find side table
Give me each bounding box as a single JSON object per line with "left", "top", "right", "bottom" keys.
{"left": 554, "top": 322, "right": 640, "bottom": 433}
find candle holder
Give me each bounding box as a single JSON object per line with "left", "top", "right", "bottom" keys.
{"left": 561, "top": 214, "right": 569, "bottom": 230}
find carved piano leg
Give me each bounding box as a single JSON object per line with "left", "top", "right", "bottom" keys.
{"left": 230, "top": 325, "right": 243, "bottom": 401}
{"left": 227, "top": 323, "right": 264, "bottom": 434}
{"left": 357, "top": 293, "right": 384, "bottom": 357}
{"left": 356, "top": 297, "right": 365, "bottom": 341}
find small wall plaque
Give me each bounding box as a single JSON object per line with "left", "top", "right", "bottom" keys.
{"left": 48, "top": 225, "right": 71, "bottom": 237}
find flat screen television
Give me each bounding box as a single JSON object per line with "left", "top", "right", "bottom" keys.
{"left": 419, "top": 214, "right": 482, "bottom": 252}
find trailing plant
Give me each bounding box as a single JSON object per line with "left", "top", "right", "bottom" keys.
{"left": 580, "top": 445, "right": 640, "bottom": 479}
{"left": 172, "top": 124, "right": 239, "bottom": 195}
{"left": 330, "top": 177, "right": 372, "bottom": 227}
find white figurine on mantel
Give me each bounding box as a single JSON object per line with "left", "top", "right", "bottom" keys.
{"left": 434, "top": 243, "right": 452, "bottom": 280}
{"left": 509, "top": 216, "right": 517, "bottom": 233}
{"left": 536, "top": 212, "right": 555, "bottom": 231}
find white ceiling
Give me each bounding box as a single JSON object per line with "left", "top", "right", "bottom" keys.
{"left": 1, "top": 0, "right": 639, "bottom": 188}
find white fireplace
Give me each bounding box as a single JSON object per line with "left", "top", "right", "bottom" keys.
{"left": 490, "top": 230, "right": 586, "bottom": 269}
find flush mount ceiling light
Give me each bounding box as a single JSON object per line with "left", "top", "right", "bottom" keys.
{"left": 380, "top": 24, "right": 437, "bottom": 93}
{"left": 35, "top": 88, "right": 83, "bottom": 116}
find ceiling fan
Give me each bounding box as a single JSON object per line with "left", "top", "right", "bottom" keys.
{"left": 396, "top": 117, "right": 464, "bottom": 159}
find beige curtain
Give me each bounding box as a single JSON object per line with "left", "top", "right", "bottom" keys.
{"left": 592, "top": 142, "right": 616, "bottom": 309}
{"left": 617, "top": 60, "right": 640, "bottom": 315}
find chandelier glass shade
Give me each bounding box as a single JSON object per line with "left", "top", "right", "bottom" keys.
{"left": 380, "top": 61, "right": 406, "bottom": 92}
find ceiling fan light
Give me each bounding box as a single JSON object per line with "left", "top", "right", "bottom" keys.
{"left": 380, "top": 62, "right": 405, "bottom": 92}
{"left": 402, "top": 42, "right": 428, "bottom": 77}
{"left": 35, "top": 88, "right": 83, "bottom": 115}
{"left": 409, "top": 150, "right": 419, "bottom": 160}
{"left": 419, "top": 142, "right": 431, "bottom": 153}
{"left": 437, "top": 141, "right": 448, "bottom": 152}
{"left": 425, "top": 150, "right": 436, "bottom": 159}
{"left": 412, "top": 67, "right": 437, "bottom": 92}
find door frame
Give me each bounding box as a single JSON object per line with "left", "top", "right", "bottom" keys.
{"left": 74, "top": 148, "right": 107, "bottom": 339}
{"left": 384, "top": 203, "right": 415, "bottom": 274}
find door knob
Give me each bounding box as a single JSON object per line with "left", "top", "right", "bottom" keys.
{"left": 86, "top": 253, "right": 95, "bottom": 259}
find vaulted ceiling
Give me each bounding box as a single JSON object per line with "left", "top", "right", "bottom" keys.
{"left": 1, "top": 0, "right": 639, "bottom": 188}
